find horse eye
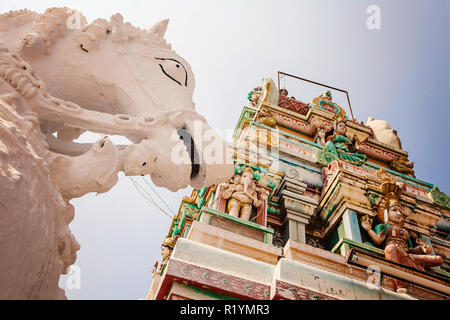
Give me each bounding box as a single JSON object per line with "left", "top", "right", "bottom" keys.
{"left": 156, "top": 58, "right": 187, "bottom": 86}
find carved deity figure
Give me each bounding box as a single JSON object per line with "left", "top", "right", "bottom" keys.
{"left": 362, "top": 194, "right": 443, "bottom": 293}
{"left": 222, "top": 167, "right": 262, "bottom": 221}
{"left": 152, "top": 236, "right": 175, "bottom": 277}
{"left": 318, "top": 114, "right": 367, "bottom": 166}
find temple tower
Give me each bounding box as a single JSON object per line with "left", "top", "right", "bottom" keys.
{"left": 147, "top": 73, "right": 450, "bottom": 300}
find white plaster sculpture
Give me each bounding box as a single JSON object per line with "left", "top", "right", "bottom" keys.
{"left": 0, "top": 8, "right": 233, "bottom": 299}
{"left": 366, "top": 117, "right": 402, "bottom": 150}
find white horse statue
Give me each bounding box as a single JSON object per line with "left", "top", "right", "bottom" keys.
{"left": 0, "top": 8, "right": 233, "bottom": 299}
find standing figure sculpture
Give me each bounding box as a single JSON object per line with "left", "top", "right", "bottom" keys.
{"left": 318, "top": 114, "right": 367, "bottom": 166}
{"left": 152, "top": 236, "right": 176, "bottom": 278}
{"left": 361, "top": 181, "right": 443, "bottom": 293}
{"left": 222, "top": 167, "right": 262, "bottom": 221}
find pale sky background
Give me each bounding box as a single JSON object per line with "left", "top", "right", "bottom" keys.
{"left": 1, "top": 0, "right": 449, "bottom": 299}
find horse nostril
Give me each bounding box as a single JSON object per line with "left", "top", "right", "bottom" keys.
{"left": 141, "top": 162, "right": 147, "bottom": 166}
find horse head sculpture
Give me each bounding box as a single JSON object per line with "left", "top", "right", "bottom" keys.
{"left": 0, "top": 8, "right": 233, "bottom": 299}
{"left": 1, "top": 8, "right": 233, "bottom": 193}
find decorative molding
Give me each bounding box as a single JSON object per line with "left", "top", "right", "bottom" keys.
{"left": 428, "top": 186, "right": 450, "bottom": 210}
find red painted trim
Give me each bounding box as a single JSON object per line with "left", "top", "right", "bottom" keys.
{"left": 155, "top": 259, "right": 271, "bottom": 300}
{"left": 168, "top": 293, "right": 192, "bottom": 300}
{"left": 272, "top": 280, "right": 337, "bottom": 300}
{"left": 256, "top": 198, "right": 267, "bottom": 227}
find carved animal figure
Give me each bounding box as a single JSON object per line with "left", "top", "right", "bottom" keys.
{"left": 391, "top": 155, "right": 415, "bottom": 177}
{"left": 366, "top": 117, "right": 402, "bottom": 150}
{"left": 0, "top": 8, "right": 233, "bottom": 299}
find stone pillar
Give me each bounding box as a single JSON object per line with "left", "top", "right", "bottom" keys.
{"left": 280, "top": 177, "right": 318, "bottom": 244}
{"left": 339, "top": 209, "right": 362, "bottom": 256}
{"left": 341, "top": 209, "right": 362, "bottom": 242}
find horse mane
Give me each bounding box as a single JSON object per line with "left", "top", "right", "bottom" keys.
{"left": 0, "top": 9, "right": 39, "bottom": 31}
{"left": 1, "top": 7, "right": 173, "bottom": 54}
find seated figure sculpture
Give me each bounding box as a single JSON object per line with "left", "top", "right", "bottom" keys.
{"left": 318, "top": 114, "right": 367, "bottom": 166}
{"left": 222, "top": 167, "right": 262, "bottom": 221}
{"left": 361, "top": 185, "right": 443, "bottom": 293}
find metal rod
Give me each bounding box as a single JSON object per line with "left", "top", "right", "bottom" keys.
{"left": 277, "top": 71, "right": 355, "bottom": 120}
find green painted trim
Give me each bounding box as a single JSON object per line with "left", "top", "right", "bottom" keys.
{"left": 181, "top": 283, "right": 238, "bottom": 300}
{"left": 198, "top": 187, "right": 207, "bottom": 198}
{"left": 331, "top": 238, "right": 385, "bottom": 256}
{"left": 183, "top": 202, "right": 199, "bottom": 210}
{"left": 232, "top": 108, "right": 255, "bottom": 139}
{"left": 278, "top": 158, "right": 323, "bottom": 175}
{"left": 428, "top": 186, "right": 450, "bottom": 209}
{"left": 267, "top": 206, "right": 281, "bottom": 215}
{"left": 331, "top": 237, "right": 344, "bottom": 254}
{"left": 159, "top": 263, "right": 167, "bottom": 276}
{"left": 251, "top": 121, "right": 323, "bottom": 150}
{"left": 325, "top": 204, "right": 338, "bottom": 222}
{"left": 433, "top": 268, "right": 450, "bottom": 280}
{"left": 172, "top": 212, "right": 187, "bottom": 237}
{"left": 196, "top": 210, "right": 203, "bottom": 221}
{"left": 320, "top": 181, "right": 342, "bottom": 221}
{"left": 201, "top": 207, "right": 274, "bottom": 235}
{"left": 364, "top": 162, "right": 434, "bottom": 190}
{"left": 342, "top": 210, "right": 363, "bottom": 243}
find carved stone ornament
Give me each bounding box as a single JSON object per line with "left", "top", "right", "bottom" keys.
{"left": 428, "top": 186, "right": 450, "bottom": 210}
{"left": 221, "top": 167, "right": 263, "bottom": 221}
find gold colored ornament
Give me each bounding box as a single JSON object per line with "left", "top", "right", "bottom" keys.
{"left": 333, "top": 112, "right": 346, "bottom": 125}
{"left": 162, "top": 236, "right": 176, "bottom": 249}
{"left": 374, "top": 168, "right": 406, "bottom": 223}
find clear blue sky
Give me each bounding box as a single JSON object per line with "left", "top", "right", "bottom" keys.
{"left": 1, "top": 0, "right": 449, "bottom": 299}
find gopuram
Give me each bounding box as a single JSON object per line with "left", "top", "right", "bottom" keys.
{"left": 147, "top": 75, "right": 450, "bottom": 300}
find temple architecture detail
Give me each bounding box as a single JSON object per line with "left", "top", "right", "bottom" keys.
{"left": 147, "top": 76, "right": 450, "bottom": 300}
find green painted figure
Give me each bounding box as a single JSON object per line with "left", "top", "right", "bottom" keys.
{"left": 317, "top": 119, "right": 367, "bottom": 166}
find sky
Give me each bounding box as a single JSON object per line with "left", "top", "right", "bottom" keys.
{"left": 1, "top": 0, "right": 449, "bottom": 299}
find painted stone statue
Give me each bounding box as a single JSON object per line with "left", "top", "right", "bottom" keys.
{"left": 152, "top": 236, "right": 176, "bottom": 278}
{"left": 317, "top": 113, "right": 367, "bottom": 166}
{"left": 222, "top": 167, "right": 263, "bottom": 221}
{"left": 361, "top": 181, "right": 443, "bottom": 293}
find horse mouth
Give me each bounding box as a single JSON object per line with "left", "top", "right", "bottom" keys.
{"left": 177, "top": 128, "right": 200, "bottom": 181}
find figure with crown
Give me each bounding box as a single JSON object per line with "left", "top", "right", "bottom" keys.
{"left": 152, "top": 236, "right": 177, "bottom": 277}
{"left": 361, "top": 171, "right": 444, "bottom": 292}
{"left": 318, "top": 113, "right": 367, "bottom": 166}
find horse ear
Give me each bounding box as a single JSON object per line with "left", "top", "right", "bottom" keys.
{"left": 148, "top": 19, "right": 169, "bottom": 39}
